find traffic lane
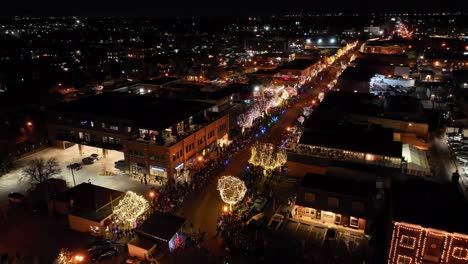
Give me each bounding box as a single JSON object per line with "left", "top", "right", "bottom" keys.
{"left": 174, "top": 57, "right": 353, "bottom": 255}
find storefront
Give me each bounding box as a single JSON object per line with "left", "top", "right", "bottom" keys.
{"left": 149, "top": 165, "right": 168, "bottom": 180}
{"left": 294, "top": 205, "right": 366, "bottom": 232}
{"left": 130, "top": 162, "right": 146, "bottom": 176}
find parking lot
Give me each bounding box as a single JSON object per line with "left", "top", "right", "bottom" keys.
{"left": 0, "top": 144, "right": 161, "bottom": 208}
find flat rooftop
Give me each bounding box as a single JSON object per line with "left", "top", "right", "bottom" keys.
{"left": 338, "top": 67, "right": 376, "bottom": 81}
{"left": 280, "top": 59, "right": 319, "bottom": 71}
{"left": 137, "top": 213, "right": 186, "bottom": 242}
{"left": 49, "top": 93, "right": 214, "bottom": 130}
{"left": 299, "top": 122, "right": 402, "bottom": 158}
{"left": 140, "top": 77, "right": 180, "bottom": 85}
{"left": 392, "top": 178, "right": 468, "bottom": 234}
{"left": 300, "top": 172, "right": 375, "bottom": 198}
{"left": 54, "top": 182, "right": 124, "bottom": 211}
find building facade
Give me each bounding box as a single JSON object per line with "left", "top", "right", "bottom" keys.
{"left": 47, "top": 93, "right": 229, "bottom": 182}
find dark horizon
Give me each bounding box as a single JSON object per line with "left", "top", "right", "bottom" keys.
{"left": 1, "top": 3, "right": 467, "bottom": 17}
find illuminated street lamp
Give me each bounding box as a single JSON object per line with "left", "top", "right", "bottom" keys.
{"left": 73, "top": 255, "right": 84, "bottom": 262}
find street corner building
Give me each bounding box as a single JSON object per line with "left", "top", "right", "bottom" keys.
{"left": 46, "top": 86, "right": 231, "bottom": 184}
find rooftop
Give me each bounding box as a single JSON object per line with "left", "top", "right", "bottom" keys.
{"left": 392, "top": 178, "right": 468, "bottom": 234}
{"left": 49, "top": 93, "right": 214, "bottom": 130}
{"left": 299, "top": 122, "right": 402, "bottom": 158}
{"left": 140, "top": 77, "right": 180, "bottom": 86}
{"left": 53, "top": 183, "right": 124, "bottom": 211}
{"left": 300, "top": 172, "right": 375, "bottom": 198}
{"left": 338, "top": 67, "right": 376, "bottom": 82}
{"left": 280, "top": 59, "right": 319, "bottom": 71}
{"left": 137, "top": 213, "right": 186, "bottom": 242}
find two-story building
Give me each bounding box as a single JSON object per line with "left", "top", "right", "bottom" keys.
{"left": 47, "top": 93, "right": 229, "bottom": 183}
{"left": 293, "top": 171, "right": 379, "bottom": 236}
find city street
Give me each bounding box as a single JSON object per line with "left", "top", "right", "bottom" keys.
{"left": 174, "top": 52, "right": 354, "bottom": 256}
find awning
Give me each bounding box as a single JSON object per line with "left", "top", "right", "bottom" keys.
{"left": 402, "top": 144, "right": 430, "bottom": 174}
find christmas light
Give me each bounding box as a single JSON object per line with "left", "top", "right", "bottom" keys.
{"left": 217, "top": 176, "right": 247, "bottom": 210}
{"left": 54, "top": 249, "right": 72, "bottom": 264}
{"left": 248, "top": 142, "right": 287, "bottom": 176}
{"left": 113, "top": 191, "right": 149, "bottom": 225}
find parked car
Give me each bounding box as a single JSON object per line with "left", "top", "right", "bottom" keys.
{"left": 252, "top": 197, "right": 268, "bottom": 212}
{"left": 8, "top": 192, "right": 24, "bottom": 204}
{"left": 247, "top": 212, "right": 266, "bottom": 228}
{"left": 97, "top": 250, "right": 119, "bottom": 261}
{"left": 90, "top": 154, "right": 101, "bottom": 160}
{"left": 82, "top": 157, "right": 95, "bottom": 165}
{"left": 67, "top": 163, "right": 82, "bottom": 170}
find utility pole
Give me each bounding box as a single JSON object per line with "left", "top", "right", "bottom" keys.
{"left": 70, "top": 168, "right": 76, "bottom": 186}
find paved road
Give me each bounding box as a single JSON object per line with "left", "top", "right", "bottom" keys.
{"left": 175, "top": 51, "right": 355, "bottom": 256}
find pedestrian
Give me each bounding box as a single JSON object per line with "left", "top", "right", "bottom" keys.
{"left": 140, "top": 178, "right": 143, "bottom": 184}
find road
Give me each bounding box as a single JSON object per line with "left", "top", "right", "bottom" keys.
{"left": 174, "top": 51, "right": 355, "bottom": 256}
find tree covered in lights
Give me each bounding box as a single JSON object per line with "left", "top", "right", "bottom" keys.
{"left": 248, "top": 142, "right": 287, "bottom": 177}
{"left": 54, "top": 249, "right": 72, "bottom": 264}
{"left": 217, "top": 176, "right": 247, "bottom": 210}
{"left": 113, "top": 191, "right": 149, "bottom": 226}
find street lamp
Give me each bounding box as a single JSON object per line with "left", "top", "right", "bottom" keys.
{"left": 73, "top": 254, "right": 84, "bottom": 262}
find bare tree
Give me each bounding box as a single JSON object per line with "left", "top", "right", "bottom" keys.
{"left": 23, "top": 158, "right": 61, "bottom": 186}
{"left": 22, "top": 158, "right": 62, "bottom": 201}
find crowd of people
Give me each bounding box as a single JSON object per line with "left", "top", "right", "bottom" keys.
{"left": 148, "top": 96, "right": 300, "bottom": 215}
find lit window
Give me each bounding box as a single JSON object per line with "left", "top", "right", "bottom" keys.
{"left": 110, "top": 125, "right": 119, "bottom": 131}
{"left": 397, "top": 255, "right": 412, "bottom": 264}
{"left": 400, "top": 235, "right": 416, "bottom": 249}
{"left": 453, "top": 247, "right": 468, "bottom": 260}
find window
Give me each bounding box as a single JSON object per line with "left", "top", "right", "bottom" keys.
{"left": 128, "top": 150, "right": 144, "bottom": 159}
{"left": 110, "top": 125, "right": 119, "bottom": 131}
{"left": 218, "top": 123, "right": 227, "bottom": 132}
{"left": 350, "top": 216, "right": 359, "bottom": 228}
{"left": 352, "top": 201, "right": 365, "bottom": 213}
{"left": 102, "top": 136, "right": 108, "bottom": 143}
{"left": 399, "top": 235, "right": 416, "bottom": 249}
{"left": 327, "top": 197, "right": 339, "bottom": 208}
{"left": 101, "top": 123, "right": 106, "bottom": 129}
{"left": 397, "top": 255, "right": 412, "bottom": 264}
{"left": 208, "top": 130, "right": 215, "bottom": 139}
{"left": 452, "top": 247, "right": 468, "bottom": 260}
{"left": 90, "top": 121, "right": 94, "bottom": 127}
{"left": 304, "top": 192, "right": 316, "bottom": 203}
{"left": 127, "top": 127, "right": 132, "bottom": 133}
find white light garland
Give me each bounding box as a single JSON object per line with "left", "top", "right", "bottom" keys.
{"left": 54, "top": 249, "right": 71, "bottom": 264}
{"left": 113, "top": 191, "right": 149, "bottom": 224}
{"left": 217, "top": 176, "right": 247, "bottom": 209}
{"left": 249, "top": 143, "right": 287, "bottom": 175}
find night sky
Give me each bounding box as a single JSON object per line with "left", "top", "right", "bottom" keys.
{"left": 0, "top": 1, "right": 467, "bottom": 17}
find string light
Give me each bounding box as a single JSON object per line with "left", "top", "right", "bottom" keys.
{"left": 54, "top": 249, "right": 72, "bottom": 264}
{"left": 248, "top": 142, "right": 287, "bottom": 176}
{"left": 217, "top": 176, "right": 247, "bottom": 210}
{"left": 113, "top": 191, "right": 149, "bottom": 225}
{"left": 389, "top": 222, "right": 468, "bottom": 264}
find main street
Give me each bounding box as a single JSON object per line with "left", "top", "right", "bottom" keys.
{"left": 175, "top": 51, "right": 355, "bottom": 256}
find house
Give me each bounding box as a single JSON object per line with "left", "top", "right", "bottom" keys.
{"left": 49, "top": 183, "right": 124, "bottom": 236}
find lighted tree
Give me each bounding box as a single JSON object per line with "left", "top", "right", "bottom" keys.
{"left": 113, "top": 191, "right": 149, "bottom": 226}
{"left": 248, "top": 143, "right": 287, "bottom": 177}
{"left": 54, "top": 249, "right": 72, "bottom": 264}
{"left": 217, "top": 176, "right": 247, "bottom": 210}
